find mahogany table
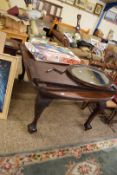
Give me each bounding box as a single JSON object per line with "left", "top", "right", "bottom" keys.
{"left": 20, "top": 45, "right": 115, "bottom": 133}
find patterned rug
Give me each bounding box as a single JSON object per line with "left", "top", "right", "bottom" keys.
{"left": 1, "top": 138, "right": 117, "bottom": 175}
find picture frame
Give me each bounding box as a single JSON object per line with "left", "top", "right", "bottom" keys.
{"left": 85, "top": 2, "right": 95, "bottom": 13}
{"left": 64, "top": 0, "right": 75, "bottom": 5}
{"left": 58, "top": 0, "right": 75, "bottom": 5}
{"left": 0, "top": 53, "right": 18, "bottom": 119}
{"left": 104, "top": 10, "right": 117, "bottom": 24}
{"left": 94, "top": 3, "right": 103, "bottom": 16}
{"left": 0, "top": 32, "right": 6, "bottom": 53}
{"left": 75, "top": 0, "right": 87, "bottom": 10}
{"left": 75, "top": 0, "right": 95, "bottom": 13}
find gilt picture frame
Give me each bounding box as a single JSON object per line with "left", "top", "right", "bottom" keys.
{"left": 94, "top": 3, "right": 103, "bottom": 16}
{"left": 0, "top": 54, "right": 17, "bottom": 119}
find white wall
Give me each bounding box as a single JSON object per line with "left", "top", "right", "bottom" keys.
{"left": 47, "top": 0, "right": 117, "bottom": 40}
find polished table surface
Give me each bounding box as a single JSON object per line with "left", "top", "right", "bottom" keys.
{"left": 21, "top": 44, "right": 115, "bottom": 133}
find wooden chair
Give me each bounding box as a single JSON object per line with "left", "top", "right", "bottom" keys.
{"left": 81, "top": 61, "right": 117, "bottom": 126}
{"left": 90, "top": 43, "right": 117, "bottom": 124}
{"left": 104, "top": 100, "right": 117, "bottom": 125}
{"left": 103, "top": 66, "right": 117, "bottom": 125}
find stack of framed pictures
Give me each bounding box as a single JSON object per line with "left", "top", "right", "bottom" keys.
{"left": 0, "top": 54, "right": 18, "bottom": 119}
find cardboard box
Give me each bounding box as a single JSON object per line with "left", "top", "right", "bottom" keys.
{"left": 5, "top": 17, "right": 27, "bottom": 33}
{"left": 0, "top": 12, "right": 29, "bottom": 33}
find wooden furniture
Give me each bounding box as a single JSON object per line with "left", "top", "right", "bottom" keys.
{"left": 4, "top": 39, "right": 25, "bottom": 80}
{"left": 104, "top": 100, "right": 117, "bottom": 125}
{"left": 101, "top": 66, "right": 117, "bottom": 125}
{"left": 4, "top": 39, "right": 20, "bottom": 56}
{"left": 51, "top": 22, "right": 90, "bottom": 48}
{"left": 87, "top": 60, "right": 117, "bottom": 125}
{"left": 20, "top": 44, "right": 115, "bottom": 133}
{"left": 0, "top": 28, "right": 28, "bottom": 42}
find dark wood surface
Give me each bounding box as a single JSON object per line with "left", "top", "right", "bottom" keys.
{"left": 4, "top": 39, "right": 20, "bottom": 56}
{"left": 20, "top": 44, "right": 115, "bottom": 133}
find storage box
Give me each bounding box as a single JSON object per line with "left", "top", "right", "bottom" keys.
{"left": 0, "top": 13, "right": 29, "bottom": 33}
{"left": 5, "top": 17, "right": 27, "bottom": 33}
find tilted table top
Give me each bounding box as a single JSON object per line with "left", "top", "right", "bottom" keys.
{"left": 21, "top": 44, "right": 115, "bottom": 102}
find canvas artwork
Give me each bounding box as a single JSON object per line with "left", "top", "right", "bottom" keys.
{"left": 0, "top": 60, "right": 11, "bottom": 112}
{"left": 0, "top": 54, "right": 17, "bottom": 119}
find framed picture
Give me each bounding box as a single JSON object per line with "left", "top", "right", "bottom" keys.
{"left": 58, "top": 0, "right": 75, "bottom": 5}
{"left": 94, "top": 3, "right": 103, "bottom": 15}
{"left": 104, "top": 10, "right": 117, "bottom": 24}
{"left": 65, "top": 0, "right": 75, "bottom": 5}
{"left": 75, "top": 0, "right": 95, "bottom": 13}
{"left": 75, "top": 0, "right": 88, "bottom": 10}
{"left": 0, "top": 54, "right": 18, "bottom": 119}
{"left": 85, "top": 2, "right": 95, "bottom": 13}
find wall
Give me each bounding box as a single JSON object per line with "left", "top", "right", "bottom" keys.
{"left": 47, "top": 0, "right": 117, "bottom": 40}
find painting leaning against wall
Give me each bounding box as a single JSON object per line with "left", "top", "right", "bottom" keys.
{"left": 0, "top": 60, "right": 11, "bottom": 112}
{"left": 0, "top": 54, "right": 17, "bottom": 119}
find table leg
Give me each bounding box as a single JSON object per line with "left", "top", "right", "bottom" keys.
{"left": 84, "top": 101, "right": 106, "bottom": 130}
{"left": 105, "top": 109, "right": 117, "bottom": 124}
{"left": 28, "top": 93, "right": 52, "bottom": 133}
